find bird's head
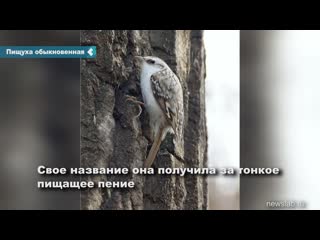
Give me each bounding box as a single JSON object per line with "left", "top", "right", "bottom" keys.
{"left": 135, "top": 56, "right": 169, "bottom": 75}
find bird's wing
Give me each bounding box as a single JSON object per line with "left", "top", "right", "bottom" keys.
{"left": 150, "top": 68, "right": 183, "bottom": 132}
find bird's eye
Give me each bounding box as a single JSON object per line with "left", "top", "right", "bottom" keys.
{"left": 147, "top": 59, "right": 155, "bottom": 64}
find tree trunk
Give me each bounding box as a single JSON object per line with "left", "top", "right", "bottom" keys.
{"left": 80, "top": 30, "right": 207, "bottom": 210}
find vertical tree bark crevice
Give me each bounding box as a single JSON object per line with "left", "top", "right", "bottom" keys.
{"left": 81, "top": 30, "right": 207, "bottom": 210}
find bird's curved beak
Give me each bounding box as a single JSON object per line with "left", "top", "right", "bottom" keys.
{"left": 134, "top": 56, "right": 144, "bottom": 62}
{"left": 134, "top": 56, "right": 144, "bottom": 68}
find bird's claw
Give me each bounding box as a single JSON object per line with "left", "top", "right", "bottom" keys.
{"left": 125, "top": 95, "right": 144, "bottom": 106}
{"left": 125, "top": 95, "right": 144, "bottom": 118}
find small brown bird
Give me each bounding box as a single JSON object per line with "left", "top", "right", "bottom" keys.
{"left": 135, "top": 56, "right": 184, "bottom": 168}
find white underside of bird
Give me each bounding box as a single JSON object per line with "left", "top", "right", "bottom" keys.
{"left": 140, "top": 63, "right": 172, "bottom": 141}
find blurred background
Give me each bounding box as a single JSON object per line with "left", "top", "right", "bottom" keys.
{"left": 0, "top": 31, "right": 80, "bottom": 209}
{"left": 204, "top": 30, "right": 240, "bottom": 210}
{"left": 241, "top": 30, "right": 320, "bottom": 209}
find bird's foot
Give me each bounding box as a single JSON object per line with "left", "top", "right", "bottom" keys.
{"left": 125, "top": 95, "right": 144, "bottom": 106}
{"left": 125, "top": 95, "right": 144, "bottom": 118}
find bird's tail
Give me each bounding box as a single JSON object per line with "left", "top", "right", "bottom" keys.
{"left": 144, "top": 128, "right": 164, "bottom": 168}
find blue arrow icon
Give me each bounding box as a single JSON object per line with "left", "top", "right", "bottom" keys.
{"left": 87, "top": 48, "right": 93, "bottom": 56}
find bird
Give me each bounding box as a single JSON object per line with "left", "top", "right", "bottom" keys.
{"left": 134, "top": 56, "right": 184, "bottom": 168}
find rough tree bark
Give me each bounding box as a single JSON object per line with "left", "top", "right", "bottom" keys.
{"left": 80, "top": 30, "right": 207, "bottom": 210}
